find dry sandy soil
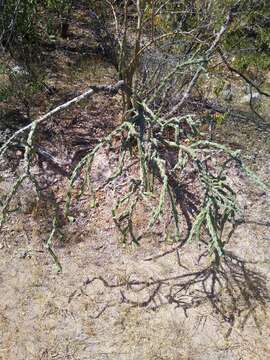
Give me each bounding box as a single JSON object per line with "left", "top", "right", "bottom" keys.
{"left": 0, "top": 127, "right": 270, "bottom": 360}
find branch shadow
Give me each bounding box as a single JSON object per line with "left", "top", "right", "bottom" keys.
{"left": 84, "top": 250, "right": 269, "bottom": 335}
{"left": 166, "top": 251, "right": 268, "bottom": 331}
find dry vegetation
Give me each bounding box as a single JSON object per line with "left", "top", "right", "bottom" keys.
{"left": 0, "top": 1, "right": 270, "bottom": 359}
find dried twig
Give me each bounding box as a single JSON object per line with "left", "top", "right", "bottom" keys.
{"left": 0, "top": 81, "right": 126, "bottom": 157}
{"left": 218, "top": 49, "right": 270, "bottom": 98}
{"left": 165, "top": 7, "right": 236, "bottom": 118}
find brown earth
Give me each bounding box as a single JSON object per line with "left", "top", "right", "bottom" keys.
{"left": 0, "top": 9, "right": 270, "bottom": 360}
{"left": 0, "top": 127, "right": 269, "bottom": 360}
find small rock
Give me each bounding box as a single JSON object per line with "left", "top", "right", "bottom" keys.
{"left": 240, "top": 92, "right": 261, "bottom": 105}
{"left": 10, "top": 65, "right": 28, "bottom": 76}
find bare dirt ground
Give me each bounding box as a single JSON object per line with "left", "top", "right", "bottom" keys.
{"left": 1, "top": 10, "right": 270, "bottom": 360}
{"left": 0, "top": 149, "right": 270, "bottom": 360}
{"left": 0, "top": 116, "right": 270, "bottom": 360}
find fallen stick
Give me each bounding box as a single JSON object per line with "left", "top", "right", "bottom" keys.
{"left": 0, "top": 80, "right": 126, "bottom": 157}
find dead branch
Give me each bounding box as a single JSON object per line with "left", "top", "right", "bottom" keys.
{"left": 0, "top": 80, "right": 126, "bottom": 157}
{"left": 218, "top": 49, "right": 270, "bottom": 98}
{"left": 165, "top": 6, "right": 236, "bottom": 119}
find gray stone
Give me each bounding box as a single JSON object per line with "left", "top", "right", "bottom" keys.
{"left": 240, "top": 92, "right": 261, "bottom": 104}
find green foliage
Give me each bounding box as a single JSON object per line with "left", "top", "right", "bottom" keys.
{"left": 0, "top": 0, "right": 39, "bottom": 47}
{"left": 46, "top": 0, "right": 73, "bottom": 14}
{"left": 223, "top": 0, "right": 270, "bottom": 70}
{"left": 87, "top": 0, "right": 110, "bottom": 19}
{"left": 2, "top": 65, "right": 46, "bottom": 116}
{"left": 188, "top": 163, "right": 237, "bottom": 257}
{"left": 147, "top": 0, "right": 270, "bottom": 70}
{"left": 232, "top": 53, "right": 270, "bottom": 72}
{"left": 65, "top": 102, "right": 267, "bottom": 262}
{"left": 0, "top": 0, "right": 75, "bottom": 47}
{"left": 0, "top": 86, "right": 11, "bottom": 102}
